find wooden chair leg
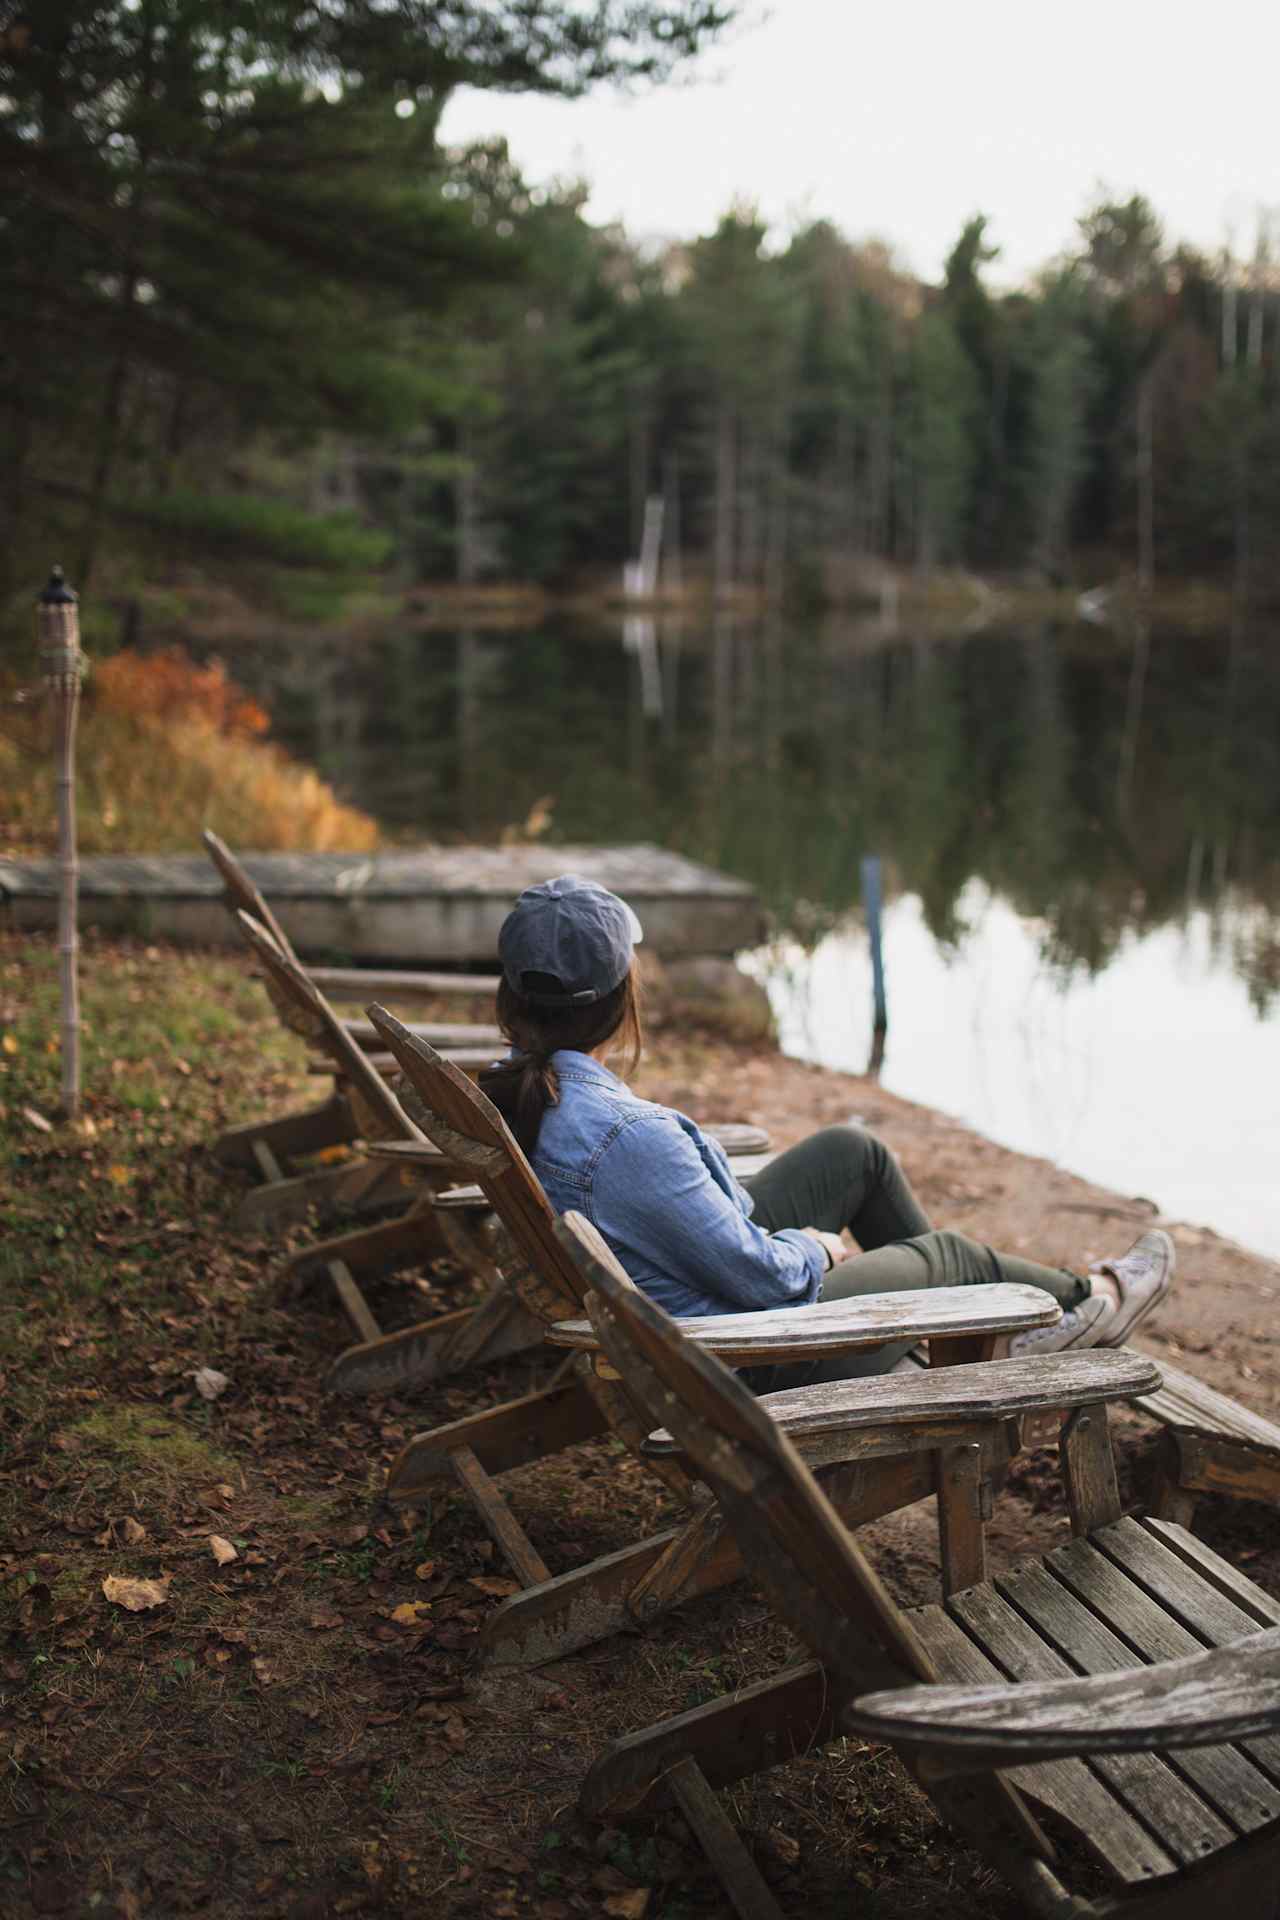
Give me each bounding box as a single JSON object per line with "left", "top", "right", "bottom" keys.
{"left": 232, "top": 1155, "right": 406, "bottom": 1235}
{"left": 580, "top": 1662, "right": 836, "bottom": 1821}
{"left": 384, "top": 1372, "right": 608, "bottom": 1504}
{"left": 286, "top": 1199, "right": 450, "bottom": 1291}
{"left": 450, "top": 1444, "right": 550, "bottom": 1587}
{"left": 936, "top": 1441, "right": 988, "bottom": 1597}
{"left": 328, "top": 1258, "right": 380, "bottom": 1344}
{"left": 480, "top": 1453, "right": 939, "bottom": 1669}
{"left": 1061, "top": 1404, "right": 1122, "bottom": 1536}
{"left": 211, "top": 1093, "right": 357, "bottom": 1171}
{"left": 1150, "top": 1433, "right": 1198, "bottom": 1529}
{"left": 326, "top": 1285, "right": 545, "bottom": 1397}
{"left": 666, "top": 1757, "right": 785, "bottom": 1920}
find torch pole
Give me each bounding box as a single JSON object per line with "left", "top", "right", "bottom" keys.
{"left": 37, "top": 567, "right": 85, "bottom": 1121}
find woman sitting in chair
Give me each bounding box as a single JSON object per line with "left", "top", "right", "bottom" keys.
{"left": 479, "top": 874, "right": 1173, "bottom": 1383}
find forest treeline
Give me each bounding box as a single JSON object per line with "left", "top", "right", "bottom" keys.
{"left": 6, "top": 2, "right": 1279, "bottom": 639}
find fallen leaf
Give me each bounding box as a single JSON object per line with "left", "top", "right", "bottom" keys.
{"left": 413, "top": 1559, "right": 436, "bottom": 1582}
{"left": 309, "top": 1608, "right": 343, "bottom": 1631}
{"left": 764, "top": 1828, "right": 801, "bottom": 1868}
{"left": 602, "top": 1893, "right": 651, "bottom": 1919}
{"left": 107, "top": 1163, "right": 132, "bottom": 1186}
{"left": 389, "top": 1601, "right": 431, "bottom": 1627}
{"left": 102, "top": 1574, "right": 171, "bottom": 1612}
{"left": 22, "top": 1105, "right": 52, "bottom": 1133}
{"left": 252, "top": 1657, "right": 276, "bottom": 1685}
{"left": 468, "top": 1575, "right": 520, "bottom": 1598}
{"left": 192, "top": 1366, "right": 229, "bottom": 1400}
{"left": 1, "top": 1032, "right": 17, "bottom": 1053}
{"left": 121, "top": 1516, "right": 147, "bottom": 1545}
{"left": 208, "top": 1535, "right": 238, "bottom": 1566}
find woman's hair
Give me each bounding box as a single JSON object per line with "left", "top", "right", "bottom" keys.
{"left": 479, "top": 964, "right": 643, "bottom": 1157}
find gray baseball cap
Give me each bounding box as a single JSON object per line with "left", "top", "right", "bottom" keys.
{"left": 498, "top": 874, "right": 643, "bottom": 1008}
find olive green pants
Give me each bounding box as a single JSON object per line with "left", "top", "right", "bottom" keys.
{"left": 741, "top": 1124, "right": 1089, "bottom": 1387}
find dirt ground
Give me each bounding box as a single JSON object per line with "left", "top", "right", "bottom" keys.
{"left": 2, "top": 934, "right": 1278, "bottom": 1920}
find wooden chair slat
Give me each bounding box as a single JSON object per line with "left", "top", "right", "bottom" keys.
{"left": 237, "top": 915, "right": 418, "bottom": 1146}
{"left": 311, "top": 965, "right": 498, "bottom": 999}
{"left": 946, "top": 1582, "right": 1236, "bottom": 1861}
{"left": 985, "top": 1563, "right": 1280, "bottom": 1827}
{"left": 1140, "top": 1516, "right": 1280, "bottom": 1627}
{"left": 910, "top": 1603, "right": 1179, "bottom": 1885}
{"left": 1094, "top": 1516, "right": 1280, "bottom": 1642}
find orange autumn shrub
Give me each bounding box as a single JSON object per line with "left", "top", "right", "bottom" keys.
{"left": 0, "top": 651, "right": 377, "bottom": 856}
{"left": 94, "top": 648, "right": 270, "bottom": 738}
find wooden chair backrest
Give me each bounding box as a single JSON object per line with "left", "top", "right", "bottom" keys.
{"left": 203, "top": 830, "right": 296, "bottom": 962}
{"left": 365, "top": 1007, "right": 586, "bottom": 1322}
{"left": 235, "top": 914, "right": 421, "bottom": 1146}
{"left": 555, "top": 1208, "right": 937, "bottom": 1693}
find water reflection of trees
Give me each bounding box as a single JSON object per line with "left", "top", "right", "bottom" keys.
{"left": 226, "top": 616, "right": 1280, "bottom": 1008}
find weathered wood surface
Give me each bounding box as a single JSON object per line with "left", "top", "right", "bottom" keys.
{"left": 312, "top": 965, "right": 497, "bottom": 998}
{"left": 1060, "top": 1403, "right": 1123, "bottom": 1535}
{"left": 548, "top": 1282, "right": 1060, "bottom": 1365}
{"left": 0, "top": 844, "right": 764, "bottom": 960}
{"left": 385, "top": 1375, "right": 607, "bottom": 1501}
{"left": 450, "top": 1445, "right": 551, "bottom": 1588}
{"left": 1131, "top": 1359, "right": 1280, "bottom": 1522}
{"left": 326, "top": 1294, "right": 545, "bottom": 1397}
{"left": 213, "top": 1093, "right": 357, "bottom": 1171}
{"left": 849, "top": 1623, "right": 1280, "bottom": 1768}
{"left": 665, "top": 1757, "right": 784, "bottom": 1920}
{"left": 643, "top": 1350, "right": 1160, "bottom": 1452}
{"left": 910, "top": 1603, "right": 1178, "bottom": 1883}
{"left": 341, "top": 1019, "right": 498, "bottom": 1050}
{"left": 1132, "top": 1361, "right": 1280, "bottom": 1452}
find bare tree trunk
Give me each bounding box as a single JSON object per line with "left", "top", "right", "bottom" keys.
{"left": 713, "top": 399, "right": 736, "bottom": 599}
{"left": 1135, "top": 372, "right": 1155, "bottom": 603}
{"left": 456, "top": 418, "right": 480, "bottom": 586}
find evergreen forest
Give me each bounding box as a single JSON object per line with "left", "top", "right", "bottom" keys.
{"left": 7, "top": 2, "right": 1280, "bottom": 645}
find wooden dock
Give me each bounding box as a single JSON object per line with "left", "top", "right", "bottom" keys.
{"left": 0, "top": 845, "right": 764, "bottom": 964}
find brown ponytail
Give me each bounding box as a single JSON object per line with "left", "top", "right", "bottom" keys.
{"left": 479, "top": 964, "right": 644, "bottom": 1158}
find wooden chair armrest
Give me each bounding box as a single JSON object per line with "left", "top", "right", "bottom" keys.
{"left": 641, "top": 1350, "right": 1162, "bottom": 1454}
{"left": 843, "top": 1625, "right": 1280, "bottom": 1773}
{"left": 341, "top": 1019, "right": 501, "bottom": 1050}
{"left": 363, "top": 1139, "right": 772, "bottom": 1179}
{"left": 311, "top": 967, "right": 498, "bottom": 999}
{"left": 547, "top": 1282, "right": 1060, "bottom": 1367}
{"left": 307, "top": 1049, "right": 496, "bottom": 1074}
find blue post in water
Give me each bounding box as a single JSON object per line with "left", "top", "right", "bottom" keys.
{"left": 861, "top": 854, "right": 887, "bottom": 1074}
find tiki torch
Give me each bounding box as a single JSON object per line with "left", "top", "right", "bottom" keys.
{"left": 36, "top": 566, "right": 85, "bottom": 1120}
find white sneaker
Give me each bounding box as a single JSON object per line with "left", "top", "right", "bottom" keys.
{"left": 1091, "top": 1229, "right": 1174, "bottom": 1345}
{"left": 1009, "top": 1291, "right": 1115, "bottom": 1357}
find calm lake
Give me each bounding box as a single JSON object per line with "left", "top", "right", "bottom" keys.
{"left": 223, "top": 610, "right": 1280, "bottom": 1261}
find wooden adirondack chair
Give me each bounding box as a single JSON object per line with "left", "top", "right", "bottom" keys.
{"left": 229, "top": 913, "right": 555, "bottom": 1397}
{"left": 203, "top": 830, "right": 499, "bottom": 1211}
{"left": 363, "top": 1007, "right": 1111, "bottom": 1671}
{"left": 1129, "top": 1360, "right": 1280, "bottom": 1529}
{"left": 559, "top": 1211, "right": 1280, "bottom": 1920}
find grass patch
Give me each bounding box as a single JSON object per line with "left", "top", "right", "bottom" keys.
{"left": 69, "top": 1404, "right": 234, "bottom": 1485}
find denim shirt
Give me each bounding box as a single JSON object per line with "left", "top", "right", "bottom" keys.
{"left": 533, "top": 1050, "right": 825, "bottom": 1318}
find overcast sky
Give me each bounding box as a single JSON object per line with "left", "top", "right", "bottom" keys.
{"left": 439, "top": 0, "right": 1280, "bottom": 286}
